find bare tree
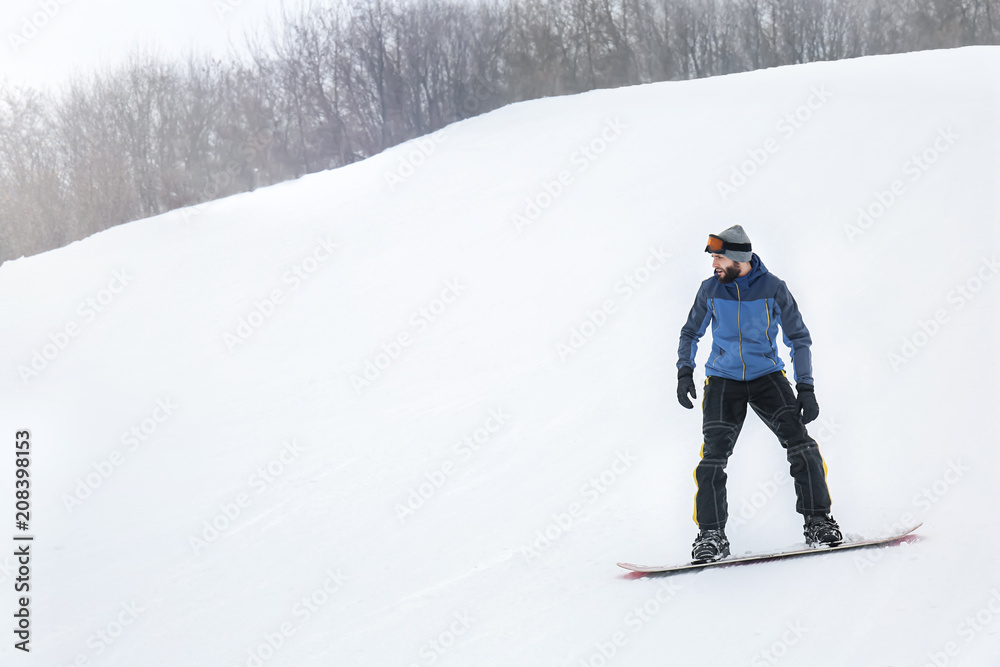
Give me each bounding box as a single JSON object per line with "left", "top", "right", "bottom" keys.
{"left": 2, "top": 0, "right": 999, "bottom": 264}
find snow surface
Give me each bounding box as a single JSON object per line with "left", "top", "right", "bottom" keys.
{"left": 1, "top": 46, "right": 1000, "bottom": 667}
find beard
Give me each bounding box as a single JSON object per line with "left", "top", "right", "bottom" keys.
{"left": 715, "top": 264, "right": 741, "bottom": 284}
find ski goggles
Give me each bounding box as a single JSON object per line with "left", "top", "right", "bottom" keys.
{"left": 705, "top": 234, "right": 752, "bottom": 255}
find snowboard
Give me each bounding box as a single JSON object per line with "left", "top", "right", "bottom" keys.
{"left": 618, "top": 523, "right": 921, "bottom": 575}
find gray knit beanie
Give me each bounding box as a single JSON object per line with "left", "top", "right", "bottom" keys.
{"left": 705, "top": 225, "right": 753, "bottom": 263}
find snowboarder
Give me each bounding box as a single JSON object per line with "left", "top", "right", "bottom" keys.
{"left": 676, "top": 225, "right": 841, "bottom": 563}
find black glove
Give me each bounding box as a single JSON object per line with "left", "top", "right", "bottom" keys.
{"left": 677, "top": 367, "right": 697, "bottom": 409}
{"left": 796, "top": 383, "right": 819, "bottom": 424}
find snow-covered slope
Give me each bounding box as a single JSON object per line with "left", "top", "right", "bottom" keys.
{"left": 2, "top": 46, "right": 999, "bottom": 666}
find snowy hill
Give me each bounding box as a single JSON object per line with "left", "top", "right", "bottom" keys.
{"left": 2, "top": 46, "right": 1000, "bottom": 666}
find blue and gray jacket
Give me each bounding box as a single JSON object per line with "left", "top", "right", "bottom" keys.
{"left": 677, "top": 255, "right": 814, "bottom": 385}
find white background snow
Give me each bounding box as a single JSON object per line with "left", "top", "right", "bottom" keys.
{"left": 1, "top": 46, "right": 999, "bottom": 667}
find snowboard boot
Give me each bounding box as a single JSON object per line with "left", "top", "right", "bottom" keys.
{"left": 804, "top": 514, "right": 843, "bottom": 547}
{"left": 691, "top": 528, "right": 730, "bottom": 563}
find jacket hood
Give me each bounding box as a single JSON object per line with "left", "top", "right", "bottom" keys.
{"left": 721, "top": 253, "right": 767, "bottom": 291}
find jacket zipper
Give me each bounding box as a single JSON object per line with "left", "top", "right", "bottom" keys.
{"left": 763, "top": 299, "right": 777, "bottom": 366}
{"left": 736, "top": 283, "right": 746, "bottom": 380}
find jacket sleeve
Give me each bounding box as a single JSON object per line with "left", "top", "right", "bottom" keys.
{"left": 677, "top": 282, "right": 713, "bottom": 372}
{"left": 773, "top": 280, "right": 814, "bottom": 385}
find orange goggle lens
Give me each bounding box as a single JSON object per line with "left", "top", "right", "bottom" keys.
{"left": 705, "top": 234, "right": 751, "bottom": 255}
{"left": 705, "top": 235, "right": 725, "bottom": 254}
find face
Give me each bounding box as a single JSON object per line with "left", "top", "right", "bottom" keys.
{"left": 711, "top": 254, "right": 742, "bottom": 284}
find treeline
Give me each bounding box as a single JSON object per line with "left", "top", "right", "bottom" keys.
{"left": 2, "top": 0, "right": 998, "bottom": 262}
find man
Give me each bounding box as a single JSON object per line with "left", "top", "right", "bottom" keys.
{"left": 676, "top": 225, "right": 841, "bottom": 563}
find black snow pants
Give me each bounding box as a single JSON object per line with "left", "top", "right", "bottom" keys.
{"left": 693, "top": 371, "right": 832, "bottom": 530}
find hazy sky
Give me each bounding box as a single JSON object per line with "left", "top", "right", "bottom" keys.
{"left": 1, "top": 0, "right": 309, "bottom": 91}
